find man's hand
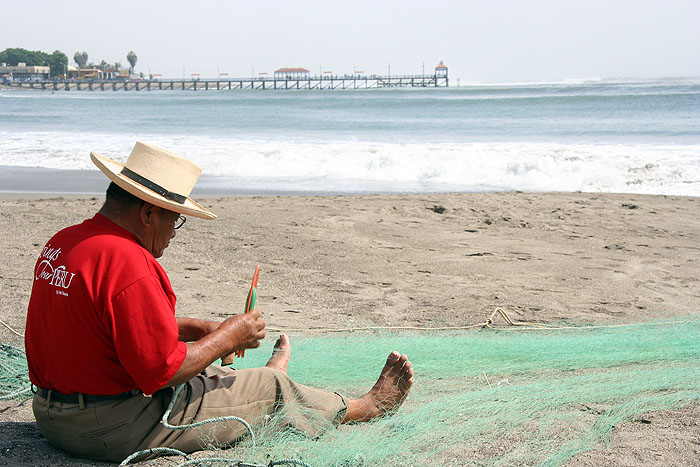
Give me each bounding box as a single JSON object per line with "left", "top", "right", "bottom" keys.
{"left": 218, "top": 308, "right": 266, "bottom": 353}
{"left": 176, "top": 317, "right": 220, "bottom": 342}
{"left": 164, "top": 310, "right": 266, "bottom": 388}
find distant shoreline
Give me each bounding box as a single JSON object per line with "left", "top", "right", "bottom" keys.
{"left": 4, "top": 165, "right": 700, "bottom": 199}
{"left": 0, "top": 165, "right": 476, "bottom": 197}
{"left": 0, "top": 166, "right": 341, "bottom": 197}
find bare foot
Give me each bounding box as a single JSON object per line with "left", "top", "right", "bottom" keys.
{"left": 343, "top": 351, "right": 414, "bottom": 423}
{"left": 265, "top": 333, "right": 291, "bottom": 372}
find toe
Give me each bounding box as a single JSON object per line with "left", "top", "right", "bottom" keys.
{"left": 387, "top": 351, "right": 401, "bottom": 364}
{"left": 274, "top": 333, "right": 290, "bottom": 348}
{"left": 393, "top": 354, "right": 408, "bottom": 369}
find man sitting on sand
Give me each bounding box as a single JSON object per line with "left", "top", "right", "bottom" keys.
{"left": 24, "top": 142, "right": 414, "bottom": 463}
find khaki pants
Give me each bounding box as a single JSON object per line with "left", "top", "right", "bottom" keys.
{"left": 33, "top": 365, "right": 347, "bottom": 463}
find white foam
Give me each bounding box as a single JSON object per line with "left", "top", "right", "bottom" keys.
{"left": 1, "top": 130, "right": 699, "bottom": 196}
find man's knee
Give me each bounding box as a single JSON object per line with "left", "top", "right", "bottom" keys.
{"left": 198, "top": 367, "right": 294, "bottom": 406}
{"left": 255, "top": 367, "right": 294, "bottom": 389}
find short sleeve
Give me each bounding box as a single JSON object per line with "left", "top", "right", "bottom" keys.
{"left": 110, "top": 276, "right": 187, "bottom": 394}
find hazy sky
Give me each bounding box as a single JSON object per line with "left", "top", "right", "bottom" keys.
{"left": 2, "top": 0, "right": 699, "bottom": 82}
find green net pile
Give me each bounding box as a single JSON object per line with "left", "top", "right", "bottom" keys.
{"left": 228, "top": 317, "right": 700, "bottom": 466}
{"left": 3, "top": 318, "right": 700, "bottom": 466}
{"left": 0, "top": 343, "right": 31, "bottom": 400}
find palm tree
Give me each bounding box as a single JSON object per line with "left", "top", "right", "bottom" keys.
{"left": 126, "top": 51, "right": 137, "bottom": 75}
{"left": 73, "top": 51, "right": 88, "bottom": 68}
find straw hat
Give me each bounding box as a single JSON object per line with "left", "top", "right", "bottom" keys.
{"left": 90, "top": 141, "right": 216, "bottom": 220}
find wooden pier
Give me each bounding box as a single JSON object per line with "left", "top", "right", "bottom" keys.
{"left": 2, "top": 73, "right": 448, "bottom": 92}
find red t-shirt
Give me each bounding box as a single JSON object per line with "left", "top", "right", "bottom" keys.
{"left": 25, "top": 214, "right": 187, "bottom": 395}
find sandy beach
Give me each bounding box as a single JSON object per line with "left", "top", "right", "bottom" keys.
{"left": 1, "top": 191, "right": 699, "bottom": 465}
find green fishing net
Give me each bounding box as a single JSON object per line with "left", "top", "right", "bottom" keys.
{"left": 0, "top": 343, "right": 31, "bottom": 400}
{"left": 3, "top": 318, "right": 700, "bottom": 466}
{"left": 229, "top": 318, "right": 700, "bottom": 466}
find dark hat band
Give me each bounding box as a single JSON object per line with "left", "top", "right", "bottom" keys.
{"left": 120, "top": 166, "right": 187, "bottom": 204}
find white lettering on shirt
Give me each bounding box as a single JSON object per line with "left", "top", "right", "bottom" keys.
{"left": 35, "top": 243, "right": 76, "bottom": 294}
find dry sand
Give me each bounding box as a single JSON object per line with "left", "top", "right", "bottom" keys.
{"left": 1, "top": 192, "right": 699, "bottom": 465}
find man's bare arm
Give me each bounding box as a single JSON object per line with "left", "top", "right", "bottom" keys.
{"left": 176, "top": 317, "right": 219, "bottom": 342}
{"left": 164, "top": 310, "right": 266, "bottom": 388}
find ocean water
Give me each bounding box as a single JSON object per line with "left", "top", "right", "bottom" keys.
{"left": 1, "top": 77, "right": 699, "bottom": 195}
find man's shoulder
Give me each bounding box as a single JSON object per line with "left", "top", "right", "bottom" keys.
{"left": 52, "top": 215, "right": 155, "bottom": 271}
{"left": 54, "top": 215, "right": 137, "bottom": 250}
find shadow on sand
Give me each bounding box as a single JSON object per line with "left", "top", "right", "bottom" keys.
{"left": 0, "top": 421, "right": 111, "bottom": 466}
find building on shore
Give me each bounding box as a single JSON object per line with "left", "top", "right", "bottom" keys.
{"left": 274, "top": 67, "right": 310, "bottom": 79}
{"left": 0, "top": 63, "right": 50, "bottom": 81}
{"left": 435, "top": 61, "right": 448, "bottom": 78}
{"left": 66, "top": 66, "right": 126, "bottom": 80}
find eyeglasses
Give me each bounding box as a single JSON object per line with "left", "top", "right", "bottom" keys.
{"left": 174, "top": 215, "right": 186, "bottom": 230}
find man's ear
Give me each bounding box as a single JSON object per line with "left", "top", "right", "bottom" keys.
{"left": 138, "top": 203, "right": 158, "bottom": 229}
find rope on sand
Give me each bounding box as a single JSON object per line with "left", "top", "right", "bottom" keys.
{"left": 119, "top": 447, "right": 192, "bottom": 466}
{"left": 0, "top": 319, "right": 25, "bottom": 337}
{"left": 119, "top": 447, "right": 312, "bottom": 467}
{"left": 264, "top": 307, "right": 544, "bottom": 333}
{"left": 267, "top": 308, "right": 696, "bottom": 333}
